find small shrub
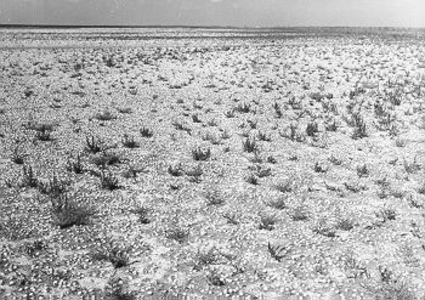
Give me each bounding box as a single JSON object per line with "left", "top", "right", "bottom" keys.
{"left": 186, "top": 164, "right": 203, "bottom": 178}
{"left": 220, "top": 130, "right": 231, "bottom": 140}
{"left": 130, "top": 206, "right": 150, "bottom": 224}
{"left": 267, "top": 155, "right": 277, "bottom": 164}
{"left": 272, "top": 102, "right": 283, "bottom": 118}
{"left": 335, "top": 217, "right": 355, "bottom": 231}
{"left": 37, "top": 173, "right": 70, "bottom": 197}
{"left": 21, "top": 164, "right": 38, "bottom": 188}
{"left": 92, "top": 242, "right": 131, "bottom": 269}
{"left": 85, "top": 135, "right": 104, "bottom": 154}
{"left": 193, "top": 247, "right": 220, "bottom": 271}
{"left": 224, "top": 109, "right": 236, "bottom": 118}
{"left": 168, "top": 162, "right": 184, "bottom": 177}
{"left": 312, "top": 218, "right": 336, "bottom": 238}
{"left": 245, "top": 173, "right": 259, "bottom": 185}
{"left": 267, "top": 196, "right": 286, "bottom": 210}
{"left": 122, "top": 135, "right": 139, "bottom": 148}
{"left": 100, "top": 171, "right": 120, "bottom": 190}
{"left": 257, "top": 131, "right": 271, "bottom": 142}
{"left": 259, "top": 214, "right": 278, "bottom": 230}
{"left": 11, "top": 145, "right": 26, "bottom": 164}
{"left": 306, "top": 120, "right": 319, "bottom": 137}
{"left": 313, "top": 162, "right": 328, "bottom": 173}
{"left": 192, "top": 146, "right": 211, "bottom": 161}
{"left": 207, "top": 118, "right": 219, "bottom": 127}
{"left": 351, "top": 112, "right": 368, "bottom": 139}
{"left": 222, "top": 212, "right": 239, "bottom": 225}
{"left": 95, "top": 110, "right": 116, "bottom": 121}
{"left": 249, "top": 164, "right": 272, "bottom": 178}
{"left": 205, "top": 189, "right": 225, "bottom": 206}
{"left": 192, "top": 114, "right": 202, "bottom": 123}
{"left": 403, "top": 157, "right": 421, "bottom": 174}
{"left": 376, "top": 208, "right": 396, "bottom": 222}
{"left": 268, "top": 242, "right": 288, "bottom": 262}
{"left": 202, "top": 132, "right": 222, "bottom": 145}
{"left": 51, "top": 192, "right": 95, "bottom": 229}
{"left": 117, "top": 107, "right": 132, "bottom": 114}
{"left": 207, "top": 271, "right": 226, "bottom": 287}
{"left": 236, "top": 102, "right": 250, "bottom": 113}
{"left": 35, "top": 125, "right": 54, "bottom": 141}
{"left": 166, "top": 226, "right": 189, "bottom": 244}
{"left": 140, "top": 126, "right": 153, "bottom": 138}
{"left": 92, "top": 152, "right": 123, "bottom": 168}
{"left": 274, "top": 179, "right": 294, "bottom": 193}
{"left": 291, "top": 206, "right": 309, "bottom": 221}
{"left": 242, "top": 137, "right": 258, "bottom": 153}
{"left": 356, "top": 164, "right": 369, "bottom": 178}
{"left": 418, "top": 182, "right": 425, "bottom": 195}
{"left": 66, "top": 153, "right": 84, "bottom": 174}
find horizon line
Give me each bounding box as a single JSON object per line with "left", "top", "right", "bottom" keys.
{"left": 1, "top": 24, "right": 424, "bottom": 30}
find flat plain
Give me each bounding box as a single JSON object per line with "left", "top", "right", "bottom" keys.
{"left": 0, "top": 27, "right": 425, "bottom": 300}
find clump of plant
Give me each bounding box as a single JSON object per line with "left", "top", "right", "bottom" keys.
{"left": 236, "top": 102, "right": 251, "bottom": 113}
{"left": 312, "top": 217, "right": 336, "bottom": 238}
{"left": 267, "top": 196, "right": 287, "bottom": 210}
{"left": 222, "top": 212, "right": 239, "bottom": 225}
{"left": 257, "top": 131, "right": 271, "bottom": 142}
{"left": 37, "top": 173, "right": 71, "bottom": 198}
{"left": 186, "top": 165, "right": 203, "bottom": 183}
{"left": 95, "top": 109, "right": 116, "bottom": 121}
{"left": 168, "top": 162, "right": 184, "bottom": 177}
{"left": 202, "top": 132, "right": 222, "bottom": 145}
{"left": 403, "top": 156, "right": 421, "bottom": 174}
{"left": 66, "top": 153, "right": 84, "bottom": 174}
{"left": 130, "top": 206, "right": 150, "bottom": 224}
{"left": 105, "top": 278, "right": 137, "bottom": 300}
{"left": 85, "top": 135, "right": 104, "bottom": 154}
{"left": 122, "top": 134, "right": 139, "bottom": 148}
{"left": 279, "top": 122, "right": 305, "bottom": 142}
{"left": 268, "top": 242, "right": 289, "bottom": 262}
{"left": 205, "top": 189, "right": 225, "bottom": 206}
{"left": 306, "top": 120, "right": 319, "bottom": 137}
{"left": 11, "top": 144, "right": 26, "bottom": 164}
{"left": 91, "top": 241, "right": 131, "bottom": 269}
{"left": 192, "top": 113, "right": 202, "bottom": 123}
{"left": 245, "top": 173, "right": 259, "bottom": 185}
{"left": 272, "top": 102, "right": 283, "bottom": 118}
{"left": 117, "top": 107, "right": 132, "bottom": 114}
{"left": 20, "top": 164, "right": 39, "bottom": 188}
{"left": 92, "top": 151, "right": 124, "bottom": 168}
{"left": 193, "top": 246, "right": 220, "bottom": 271}
{"left": 291, "top": 206, "right": 309, "bottom": 221}
{"left": 351, "top": 112, "right": 368, "bottom": 139}
{"left": 166, "top": 226, "right": 189, "bottom": 244}
{"left": 192, "top": 146, "right": 211, "bottom": 161}
{"left": 335, "top": 216, "right": 355, "bottom": 231}
{"left": 242, "top": 137, "right": 258, "bottom": 153}
{"left": 376, "top": 207, "right": 396, "bottom": 223}
{"left": 100, "top": 171, "right": 120, "bottom": 190}
{"left": 356, "top": 164, "right": 369, "bottom": 178}
{"left": 313, "top": 161, "right": 329, "bottom": 173}
{"left": 50, "top": 192, "right": 95, "bottom": 229}
{"left": 35, "top": 124, "right": 54, "bottom": 141}
{"left": 259, "top": 214, "right": 278, "bottom": 230}
{"left": 274, "top": 179, "right": 294, "bottom": 193}
{"left": 140, "top": 126, "right": 153, "bottom": 138}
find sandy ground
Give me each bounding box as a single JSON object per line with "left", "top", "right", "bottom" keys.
{"left": 0, "top": 28, "right": 425, "bottom": 299}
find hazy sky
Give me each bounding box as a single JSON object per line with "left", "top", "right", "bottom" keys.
{"left": 0, "top": 0, "right": 424, "bottom": 27}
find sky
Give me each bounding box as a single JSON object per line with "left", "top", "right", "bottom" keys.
{"left": 0, "top": 0, "right": 424, "bottom": 27}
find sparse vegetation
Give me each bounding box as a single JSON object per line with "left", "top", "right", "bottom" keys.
{"left": 2, "top": 28, "right": 424, "bottom": 300}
